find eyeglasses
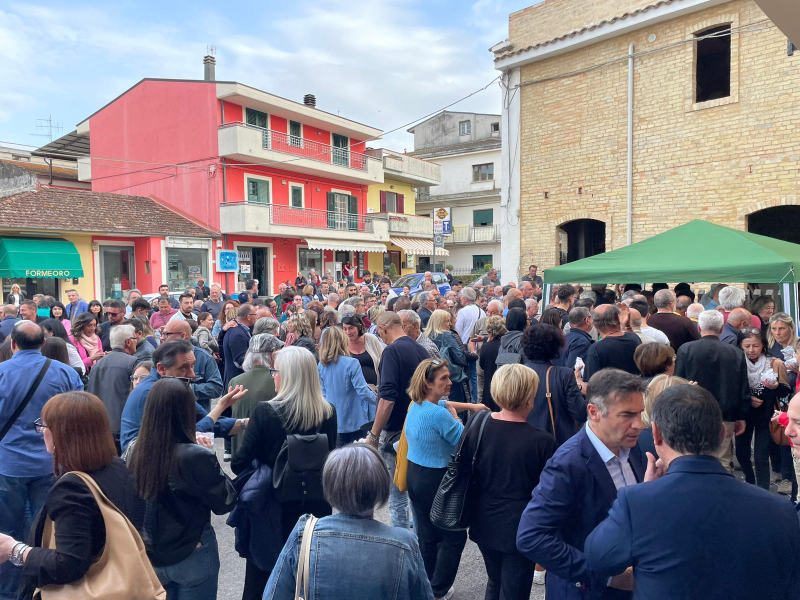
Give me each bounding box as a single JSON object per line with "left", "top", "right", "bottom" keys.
{"left": 161, "top": 331, "right": 181, "bottom": 338}
{"left": 425, "top": 359, "right": 444, "bottom": 378}
{"left": 269, "top": 368, "right": 280, "bottom": 377}
{"left": 33, "top": 418, "right": 48, "bottom": 434}
{"left": 161, "top": 376, "right": 195, "bottom": 386}
{"left": 130, "top": 374, "right": 149, "bottom": 382}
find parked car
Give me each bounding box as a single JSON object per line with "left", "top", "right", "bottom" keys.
{"left": 391, "top": 273, "right": 451, "bottom": 297}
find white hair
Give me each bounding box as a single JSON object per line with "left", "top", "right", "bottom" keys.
{"left": 687, "top": 303, "right": 705, "bottom": 319}
{"left": 269, "top": 346, "right": 332, "bottom": 430}
{"left": 488, "top": 299, "right": 504, "bottom": 313}
{"left": 698, "top": 310, "right": 724, "bottom": 333}
{"left": 460, "top": 287, "right": 477, "bottom": 302}
{"left": 718, "top": 286, "right": 745, "bottom": 310}
{"left": 109, "top": 324, "right": 135, "bottom": 350}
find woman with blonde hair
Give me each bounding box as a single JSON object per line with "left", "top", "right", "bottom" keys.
{"left": 286, "top": 313, "right": 317, "bottom": 360}
{"left": 424, "top": 309, "right": 475, "bottom": 404}
{"left": 478, "top": 315, "right": 507, "bottom": 409}
{"left": 318, "top": 326, "right": 377, "bottom": 446}
{"left": 404, "top": 358, "right": 487, "bottom": 600}
{"left": 639, "top": 374, "right": 692, "bottom": 459}
{"left": 232, "top": 345, "right": 337, "bottom": 598}
{"left": 464, "top": 364, "right": 557, "bottom": 600}
{"left": 301, "top": 284, "right": 316, "bottom": 309}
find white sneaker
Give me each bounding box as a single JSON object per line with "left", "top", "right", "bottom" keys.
{"left": 533, "top": 570, "right": 546, "bottom": 585}
{"left": 223, "top": 452, "right": 232, "bottom": 462}
{"left": 778, "top": 479, "right": 792, "bottom": 495}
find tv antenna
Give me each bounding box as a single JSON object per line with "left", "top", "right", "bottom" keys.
{"left": 31, "top": 116, "right": 63, "bottom": 142}
{"left": 207, "top": 45, "right": 216, "bottom": 57}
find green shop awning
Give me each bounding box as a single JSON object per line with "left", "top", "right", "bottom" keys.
{"left": 543, "top": 220, "right": 800, "bottom": 284}
{"left": 0, "top": 238, "right": 84, "bottom": 279}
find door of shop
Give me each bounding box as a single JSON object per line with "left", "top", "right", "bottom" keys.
{"left": 99, "top": 246, "right": 135, "bottom": 300}
{"left": 251, "top": 248, "right": 269, "bottom": 297}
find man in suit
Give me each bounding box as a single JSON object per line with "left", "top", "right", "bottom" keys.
{"left": 676, "top": 309, "right": 749, "bottom": 473}
{"left": 416, "top": 291, "right": 436, "bottom": 329}
{"left": 517, "top": 368, "right": 653, "bottom": 600}
{"left": 223, "top": 304, "right": 257, "bottom": 390}
{"left": 585, "top": 384, "right": 800, "bottom": 599}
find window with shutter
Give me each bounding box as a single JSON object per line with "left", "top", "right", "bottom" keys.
{"left": 380, "top": 190, "right": 387, "bottom": 212}
{"left": 245, "top": 108, "right": 268, "bottom": 128}
{"left": 246, "top": 178, "right": 270, "bottom": 204}
{"left": 290, "top": 184, "right": 304, "bottom": 208}
{"left": 473, "top": 209, "right": 493, "bottom": 227}
{"left": 396, "top": 193, "right": 405, "bottom": 214}
{"left": 327, "top": 192, "right": 336, "bottom": 229}
{"left": 348, "top": 195, "right": 359, "bottom": 231}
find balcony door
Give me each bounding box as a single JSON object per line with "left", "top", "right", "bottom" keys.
{"left": 332, "top": 133, "right": 349, "bottom": 166}
{"left": 327, "top": 192, "right": 358, "bottom": 231}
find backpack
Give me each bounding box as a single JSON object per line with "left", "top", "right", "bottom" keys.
{"left": 272, "top": 427, "right": 329, "bottom": 504}
{"left": 495, "top": 331, "right": 523, "bottom": 367}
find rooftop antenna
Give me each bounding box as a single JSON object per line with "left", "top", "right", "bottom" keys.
{"left": 207, "top": 45, "right": 216, "bottom": 57}
{"left": 31, "top": 116, "right": 63, "bottom": 142}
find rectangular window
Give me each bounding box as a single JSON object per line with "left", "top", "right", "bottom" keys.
{"left": 299, "top": 248, "right": 323, "bottom": 276}
{"left": 473, "top": 209, "right": 493, "bottom": 227}
{"left": 246, "top": 177, "right": 270, "bottom": 204}
{"left": 290, "top": 184, "right": 304, "bottom": 208}
{"left": 472, "top": 255, "right": 492, "bottom": 271}
{"left": 289, "top": 121, "right": 302, "bottom": 147}
{"left": 695, "top": 24, "right": 731, "bottom": 103}
{"left": 245, "top": 108, "right": 268, "bottom": 128}
{"left": 472, "top": 163, "right": 494, "bottom": 182}
{"left": 459, "top": 120, "right": 471, "bottom": 135}
{"left": 167, "top": 248, "right": 208, "bottom": 292}
{"left": 385, "top": 192, "right": 398, "bottom": 213}
{"left": 491, "top": 122, "right": 500, "bottom": 133}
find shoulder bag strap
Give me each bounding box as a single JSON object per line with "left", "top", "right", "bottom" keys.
{"left": 470, "top": 410, "right": 492, "bottom": 468}
{"left": 545, "top": 366, "right": 556, "bottom": 438}
{"left": 294, "top": 515, "right": 318, "bottom": 600}
{"left": 0, "top": 359, "right": 51, "bottom": 444}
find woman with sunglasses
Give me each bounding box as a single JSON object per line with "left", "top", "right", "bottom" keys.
{"left": 128, "top": 377, "right": 238, "bottom": 599}
{"left": 404, "top": 358, "right": 487, "bottom": 600}
{"left": 0, "top": 392, "right": 142, "bottom": 596}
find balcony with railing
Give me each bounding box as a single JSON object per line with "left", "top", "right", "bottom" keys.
{"left": 220, "top": 200, "right": 389, "bottom": 243}
{"left": 218, "top": 123, "right": 384, "bottom": 185}
{"left": 444, "top": 225, "right": 501, "bottom": 244}
{"left": 372, "top": 212, "right": 434, "bottom": 237}
{"left": 365, "top": 149, "right": 441, "bottom": 186}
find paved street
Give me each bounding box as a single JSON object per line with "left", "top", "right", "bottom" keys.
{"left": 211, "top": 442, "right": 546, "bottom": 600}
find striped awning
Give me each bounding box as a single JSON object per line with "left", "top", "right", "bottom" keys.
{"left": 389, "top": 236, "right": 449, "bottom": 257}
{"left": 303, "top": 238, "right": 387, "bottom": 253}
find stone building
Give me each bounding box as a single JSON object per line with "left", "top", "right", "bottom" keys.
{"left": 493, "top": 0, "right": 800, "bottom": 279}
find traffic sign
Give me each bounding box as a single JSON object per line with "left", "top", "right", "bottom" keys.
{"left": 434, "top": 234, "right": 444, "bottom": 248}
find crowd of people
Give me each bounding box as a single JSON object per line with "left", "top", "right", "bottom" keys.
{"left": 1, "top": 270, "right": 800, "bottom": 600}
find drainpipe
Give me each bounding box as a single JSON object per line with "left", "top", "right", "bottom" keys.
{"left": 627, "top": 43, "right": 635, "bottom": 246}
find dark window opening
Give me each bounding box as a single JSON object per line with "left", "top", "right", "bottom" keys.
{"left": 558, "top": 219, "right": 605, "bottom": 265}
{"left": 695, "top": 24, "right": 732, "bottom": 103}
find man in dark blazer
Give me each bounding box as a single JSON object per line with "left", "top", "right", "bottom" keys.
{"left": 416, "top": 291, "right": 436, "bottom": 329}
{"left": 517, "top": 369, "right": 652, "bottom": 600}
{"left": 222, "top": 304, "right": 257, "bottom": 389}
{"left": 675, "top": 309, "right": 749, "bottom": 473}
{"left": 557, "top": 306, "right": 594, "bottom": 369}
{"left": 585, "top": 384, "right": 800, "bottom": 599}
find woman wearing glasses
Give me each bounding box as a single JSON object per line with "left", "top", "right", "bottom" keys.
{"left": 404, "top": 358, "right": 487, "bottom": 600}
{"left": 129, "top": 377, "right": 238, "bottom": 600}
{"left": 231, "top": 345, "right": 337, "bottom": 600}
{"left": 131, "top": 361, "right": 153, "bottom": 389}
{"left": 0, "top": 392, "right": 142, "bottom": 596}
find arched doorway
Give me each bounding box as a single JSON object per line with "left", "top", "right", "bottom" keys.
{"left": 748, "top": 206, "right": 800, "bottom": 244}
{"left": 558, "top": 219, "right": 606, "bottom": 264}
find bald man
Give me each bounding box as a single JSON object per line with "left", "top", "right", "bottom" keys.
{"left": 629, "top": 308, "right": 656, "bottom": 345}
{"left": 687, "top": 303, "right": 705, "bottom": 323}
{"left": 161, "top": 320, "right": 223, "bottom": 410}
{"left": 721, "top": 307, "right": 750, "bottom": 346}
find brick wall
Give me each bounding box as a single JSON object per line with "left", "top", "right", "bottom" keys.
{"left": 512, "top": 0, "right": 800, "bottom": 270}
{"left": 509, "top": 0, "right": 658, "bottom": 50}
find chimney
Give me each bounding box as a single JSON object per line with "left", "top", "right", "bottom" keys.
{"left": 203, "top": 55, "right": 216, "bottom": 81}
{"left": 303, "top": 94, "right": 316, "bottom": 108}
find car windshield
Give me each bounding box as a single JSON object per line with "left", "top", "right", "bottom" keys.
{"left": 393, "top": 275, "right": 422, "bottom": 287}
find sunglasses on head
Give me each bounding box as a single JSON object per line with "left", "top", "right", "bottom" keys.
{"left": 425, "top": 359, "right": 444, "bottom": 379}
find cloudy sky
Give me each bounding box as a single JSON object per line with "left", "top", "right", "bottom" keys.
{"left": 0, "top": 0, "right": 534, "bottom": 155}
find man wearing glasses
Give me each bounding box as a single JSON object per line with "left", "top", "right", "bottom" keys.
{"left": 86, "top": 324, "right": 139, "bottom": 453}
{"left": 120, "top": 339, "right": 243, "bottom": 453}
{"left": 0, "top": 321, "right": 83, "bottom": 599}
{"left": 98, "top": 299, "right": 127, "bottom": 352}
{"left": 158, "top": 321, "right": 223, "bottom": 411}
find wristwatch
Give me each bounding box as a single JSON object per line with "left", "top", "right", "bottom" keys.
{"left": 9, "top": 542, "right": 28, "bottom": 566}
{"left": 367, "top": 431, "right": 380, "bottom": 444}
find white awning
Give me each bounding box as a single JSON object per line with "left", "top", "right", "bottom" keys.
{"left": 303, "top": 238, "right": 387, "bottom": 253}
{"left": 389, "top": 236, "right": 449, "bottom": 257}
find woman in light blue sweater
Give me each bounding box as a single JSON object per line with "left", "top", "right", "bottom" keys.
{"left": 405, "top": 358, "right": 488, "bottom": 600}
{"left": 318, "top": 326, "right": 377, "bottom": 446}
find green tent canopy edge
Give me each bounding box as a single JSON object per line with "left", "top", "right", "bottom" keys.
{"left": 543, "top": 220, "right": 800, "bottom": 285}
{"left": 0, "top": 237, "right": 84, "bottom": 279}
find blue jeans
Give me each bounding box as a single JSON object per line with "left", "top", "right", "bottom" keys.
{"left": 468, "top": 362, "right": 478, "bottom": 403}
{"left": 153, "top": 524, "right": 220, "bottom": 600}
{"left": 0, "top": 473, "right": 54, "bottom": 600}
{"left": 379, "top": 431, "right": 412, "bottom": 529}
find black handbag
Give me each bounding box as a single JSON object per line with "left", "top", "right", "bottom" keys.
{"left": 430, "top": 410, "right": 491, "bottom": 531}
{"left": 272, "top": 428, "right": 329, "bottom": 504}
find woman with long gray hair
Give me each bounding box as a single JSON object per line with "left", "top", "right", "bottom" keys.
{"left": 231, "top": 345, "right": 337, "bottom": 598}
{"left": 264, "top": 444, "right": 434, "bottom": 599}
{"left": 227, "top": 334, "right": 284, "bottom": 456}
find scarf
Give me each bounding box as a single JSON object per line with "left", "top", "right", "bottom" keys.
{"left": 79, "top": 333, "right": 101, "bottom": 363}
{"left": 746, "top": 354, "right": 769, "bottom": 394}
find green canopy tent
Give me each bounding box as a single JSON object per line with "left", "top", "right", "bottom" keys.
{"left": 543, "top": 220, "right": 800, "bottom": 324}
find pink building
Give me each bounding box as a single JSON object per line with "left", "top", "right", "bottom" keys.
{"left": 38, "top": 63, "right": 388, "bottom": 298}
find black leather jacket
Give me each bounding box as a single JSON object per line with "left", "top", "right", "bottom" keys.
{"left": 144, "top": 442, "right": 237, "bottom": 566}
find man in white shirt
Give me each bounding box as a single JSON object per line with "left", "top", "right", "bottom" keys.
{"left": 169, "top": 293, "right": 197, "bottom": 322}
{"left": 629, "top": 297, "right": 669, "bottom": 345}
{"left": 455, "top": 287, "right": 485, "bottom": 403}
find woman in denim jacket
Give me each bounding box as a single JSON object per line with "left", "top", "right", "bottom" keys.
{"left": 264, "top": 444, "right": 434, "bottom": 600}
